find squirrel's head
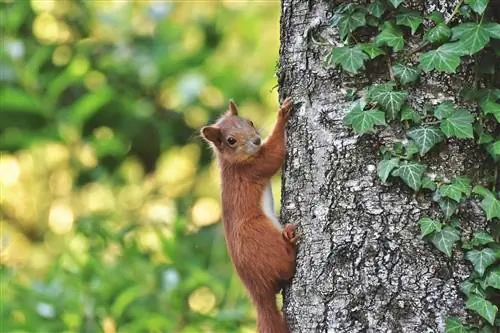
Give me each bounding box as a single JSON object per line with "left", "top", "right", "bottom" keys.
{"left": 201, "top": 100, "right": 261, "bottom": 163}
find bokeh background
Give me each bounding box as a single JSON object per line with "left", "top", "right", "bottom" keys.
{"left": 0, "top": 1, "right": 283, "bottom": 332}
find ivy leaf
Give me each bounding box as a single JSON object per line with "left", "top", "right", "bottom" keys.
{"left": 378, "top": 158, "right": 400, "bottom": 183}
{"left": 396, "top": 161, "right": 425, "bottom": 191}
{"left": 480, "top": 99, "right": 500, "bottom": 122}
{"left": 426, "top": 23, "right": 451, "bottom": 43}
{"left": 438, "top": 198, "right": 458, "bottom": 219}
{"left": 434, "top": 101, "right": 456, "bottom": 119}
{"left": 484, "top": 22, "right": 500, "bottom": 39}
{"left": 440, "top": 109, "right": 474, "bottom": 139}
{"left": 485, "top": 267, "right": 500, "bottom": 289}
{"left": 466, "top": 248, "right": 497, "bottom": 276}
{"left": 439, "top": 184, "right": 463, "bottom": 202}
{"left": 444, "top": 317, "right": 467, "bottom": 333}
{"left": 368, "top": 0, "right": 387, "bottom": 18}
{"left": 420, "top": 43, "right": 462, "bottom": 73}
{"left": 345, "top": 106, "right": 386, "bottom": 134}
{"left": 466, "top": 295, "right": 498, "bottom": 325}
{"left": 471, "top": 231, "right": 495, "bottom": 247}
{"left": 370, "top": 86, "right": 407, "bottom": 120}
{"left": 480, "top": 195, "right": 500, "bottom": 220}
{"left": 376, "top": 23, "right": 405, "bottom": 52}
{"left": 422, "top": 176, "right": 437, "bottom": 191}
{"left": 407, "top": 126, "right": 443, "bottom": 156}
{"left": 404, "top": 140, "right": 419, "bottom": 159}
{"left": 451, "top": 23, "right": 490, "bottom": 55}
{"left": 465, "top": 0, "right": 489, "bottom": 15}
{"left": 327, "top": 45, "right": 369, "bottom": 74}
{"left": 361, "top": 43, "right": 386, "bottom": 59}
{"left": 338, "top": 10, "right": 367, "bottom": 39}
{"left": 428, "top": 11, "right": 445, "bottom": 24}
{"left": 430, "top": 226, "right": 460, "bottom": 257}
{"left": 493, "top": 141, "right": 500, "bottom": 156}
{"left": 453, "top": 176, "right": 472, "bottom": 196}
{"left": 473, "top": 185, "right": 500, "bottom": 220}
{"left": 396, "top": 11, "right": 423, "bottom": 35}
{"left": 392, "top": 63, "right": 420, "bottom": 84}
{"left": 388, "top": 0, "right": 404, "bottom": 8}
{"left": 401, "top": 105, "right": 421, "bottom": 122}
{"left": 461, "top": 279, "right": 484, "bottom": 297}
{"left": 418, "top": 217, "right": 442, "bottom": 237}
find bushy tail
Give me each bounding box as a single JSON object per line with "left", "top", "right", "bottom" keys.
{"left": 254, "top": 293, "right": 289, "bottom": 333}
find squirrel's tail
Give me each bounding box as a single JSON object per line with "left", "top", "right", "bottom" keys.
{"left": 254, "top": 293, "right": 289, "bottom": 333}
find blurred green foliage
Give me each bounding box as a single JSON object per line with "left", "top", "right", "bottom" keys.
{"left": 0, "top": 1, "right": 282, "bottom": 332}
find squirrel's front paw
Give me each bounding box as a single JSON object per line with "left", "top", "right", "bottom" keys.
{"left": 278, "top": 97, "right": 293, "bottom": 120}
{"left": 282, "top": 223, "right": 299, "bottom": 244}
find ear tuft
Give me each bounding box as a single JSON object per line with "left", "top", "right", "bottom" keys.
{"left": 201, "top": 126, "right": 222, "bottom": 146}
{"left": 227, "top": 99, "right": 238, "bottom": 116}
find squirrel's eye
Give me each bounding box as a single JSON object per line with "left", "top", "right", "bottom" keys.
{"left": 249, "top": 121, "right": 254, "bottom": 127}
{"left": 227, "top": 137, "right": 237, "bottom": 146}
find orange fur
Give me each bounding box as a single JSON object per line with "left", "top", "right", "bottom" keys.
{"left": 201, "top": 98, "right": 298, "bottom": 333}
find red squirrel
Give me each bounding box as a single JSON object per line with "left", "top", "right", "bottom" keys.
{"left": 200, "top": 97, "right": 299, "bottom": 333}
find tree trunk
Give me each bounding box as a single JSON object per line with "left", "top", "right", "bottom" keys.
{"left": 278, "top": 1, "right": 491, "bottom": 332}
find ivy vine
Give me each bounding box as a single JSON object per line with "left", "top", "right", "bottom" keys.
{"left": 326, "top": 0, "right": 500, "bottom": 331}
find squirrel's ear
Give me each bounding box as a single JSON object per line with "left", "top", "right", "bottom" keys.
{"left": 201, "top": 126, "right": 222, "bottom": 146}
{"left": 227, "top": 99, "right": 238, "bottom": 116}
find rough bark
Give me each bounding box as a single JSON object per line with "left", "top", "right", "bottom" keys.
{"left": 278, "top": 1, "right": 492, "bottom": 332}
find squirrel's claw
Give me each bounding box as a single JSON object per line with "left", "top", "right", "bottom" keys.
{"left": 282, "top": 223, "right": 299, "bottom": 244}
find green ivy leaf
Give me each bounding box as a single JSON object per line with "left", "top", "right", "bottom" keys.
{"left": 465, "top": 0, "right": 489, "bottom": 15}
{"left": 478, "top": 132, "right": 494, "bottom": 144}
{"left": 473, "top": 185, "right": 494, "bottom": 198}
{"left": 439, "top": 184, "right": 463, "bottom": 202}
{"left": 420, "top": 43, "right": 463, "bottom": 73}
{"left": 344, "top": 105, "right": 386, "bottom": 134}
{"left": 438, "top": 198, "right": 458, "bottom": 219}
{"left": 483, "top": 22, "right": 500, "bottom": 39}
{"left": 428, "top": 11, "right": 445, "bottom": 24}
{"left": 368, "top": 0, "right": 387, "bottom": 18}
{"left": 485, "top": 267, "right": 500, "bottom": 289}
{"left": 480, "top": 100, "right": 500, "bottom": 122}
{"left": 466, "top": 295, "right": 498, "bottom": 325}
{"left": 396, "top": 11, "right": 423, "bottom": 35}
{"left": 471, "top": 231, "right": 495, "bottom": 247}
{"left": 396, "top": 161, "right": 425, "bottom": 191}
{"left": 388, "top": 0, "right": 404, "bottom": 8}
{"left": 430, "top": 226, "right": 460, "bottom": 257}
{"left": 407, "top": 126, "right": 443, "bottom": 156}
{"left": 378, "top": 158, "right": 400, "bottom": 183}
{"left": 369, "top": 85, "right": 407, "bottom": 120}
{"left": 434, "top": 101, "right": 456, "bottom": 119}
{"left": 392, "top": 63, "right": 420, "bottom": 84}
{"left": 451, "top": 23, "right": 490, "bottom": 55}
{"left": 480, "top": 195, "right": 500, "bottom": 220}
{"left": 453, "top": 176, "right": 472, "bottom": 196}
{"left": 401, "top": 105, "right": 421, "bottom": 122}
{"left": 461, "top": 279, "right": 484, "bottom": 297}
{"left": 327, "top": 45, "right": 369, "bottom": 74}
{"left": 493, "top": 141, "right": 500, "bottom": 156}
{"left": 422, "top": 176, "right": 437, "bottom": 191}
{"left": 404, "top": 140, "right": 419, "bottom": 159}
{"left": 361, "top": 43, "right": 386, "bottom": 59}
{"left": 440, "top": 109, "right": 474, "bottom": 139}
{"left": 473, "top": 185, "right": 500, "bottom": 220}
{"left": 426, "top": 23, "right": 451, "bottom": 43}
{"left": 338, "top": 10, "right": 367, "bottom": 39}
{"left": 445, "top": 317, "right": 467, "bottom": 333}
{"left": 418, "top": 217, "right": 442, "bottom": 237}
{"left": 376, "top": 23, "right": 404, "bottom": 52}
{"left": 466, "top": 248, "right": 497, "bottom": 276}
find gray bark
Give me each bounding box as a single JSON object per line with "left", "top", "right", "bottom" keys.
{"left": 278, "top": 1, "right": 491, "bottom": 332}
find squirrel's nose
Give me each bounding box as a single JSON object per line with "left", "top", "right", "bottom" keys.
{"left": 252, "top": 137, "right": 261, "bottom": 145}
